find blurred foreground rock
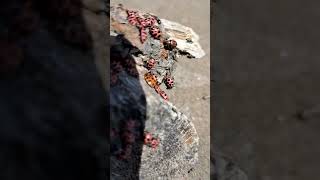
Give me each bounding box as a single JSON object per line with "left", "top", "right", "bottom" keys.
{"left": 211, "top": 150, "right": 249, "bottom": 180}
{"left": 0, "top": 0, "right": 107, "bottom": 179}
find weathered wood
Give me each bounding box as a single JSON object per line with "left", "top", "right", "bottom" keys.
{"left": 160, "top": 19, "right": 205, "bottom": 59}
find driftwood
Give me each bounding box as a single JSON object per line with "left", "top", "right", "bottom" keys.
{"left": 110, "top": 4, "right": 204, "bottom": 179}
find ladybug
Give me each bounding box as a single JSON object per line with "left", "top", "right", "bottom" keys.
{"left": 124, "top": 119, "right": 137, "bottom": 130}
{"left": 137, "top": 17, "right": 148, "bottom": 28}
{"left": 149, "top": 26, "right": 161, "bottom": 39}
{"left": 127, "top": 16, "right": 139, "bottom": 26}
{"left": 121, "top": 131, "right": 135, "bottom": 144}
{"left": 150, "top": 16, "right": 158, "bottom": 25}
{"left": 151, "top": 138, "right": 160, "bottom": 149}
{"left": 164, "top": 76, "right": 174, "bottom": 89}
{"left": 126, "top": 10, "right": 137, "bottom": 16}
{"left": 145, "top": 17, "right": 157, "bottom": 27}
{"left": 144, "top": 72, "right": 158, "bottom": 88}
{"left": 139, "top": 27, "right": 148, "bottom": 43}
{"left": 144, "top": 131, "right": 153, "bottom": 145}
{"left": 159, "top": 90, "right": 169, "bottom": 101}
{"left": 126, "top": 10, "right": 139, "bottom": 26}
{"left": 163, "top": 39, "right": 177, "bottom": 50}
{"left": 145, "top": 58, "right": 156, "bottom": 69}
{"left": 111, "top": 61, "right": 123, "bottom": 73}
{"left": 110, "top": 73, "right": 118, "bottom": 86}
{"left": 117, "top": 146, "right": 131, "bottom": 160}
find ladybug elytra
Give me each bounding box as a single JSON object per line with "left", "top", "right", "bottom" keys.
{"left": 149, "top": 26, "right": 161, "bottom": 39}
{"left": 139, "top": 28, "right": 148, "bottom": 43}
{"left": 163, "top": 39, "right": 177, "bottom": 50}
{"left": 146, "top": 58, "right": 156, "bottom": 69}
{"left": 164, "top": 76, "right": 174, "bottom": 89}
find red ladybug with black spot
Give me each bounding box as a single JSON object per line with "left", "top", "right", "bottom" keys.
{"left": 139, "top": 28, "right": 148, "bottom": 43}
{"left": 164, "top": 76, "right": 174, "bottom": 89}
{"left": 159, "top": 90, "right": 169, "bottom": 101}
{"left": 149, "top": 26, "right": 161, "bottom": 39}
{"left": 163, "top": 39, "right": 177, "bottom": 50}
{"left": 145, "top": 58, "right": 156, "bottom": 69}
{"left": 145, "top": 17, "right": 157, "bottom": 27}
{"left": 144, "top": 131, "right": 153, "bottom": 145}
{"left": 137, "top": 17, "right": 148, "bottom": 28}
{"left": 126, "top": 10, "right": 139, "bottom": 26}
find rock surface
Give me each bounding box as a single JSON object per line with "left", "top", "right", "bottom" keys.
{"left": 110, "top": 4, "right": 200, "bottom": 179}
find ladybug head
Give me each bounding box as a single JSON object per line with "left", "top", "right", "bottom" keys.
{"left": 149, "top": 17, "right": 157, "bottom": 26}
{"left": 127, "top": 10, "right": 137, "bottom": 16}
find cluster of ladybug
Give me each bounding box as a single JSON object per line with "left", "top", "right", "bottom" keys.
{"left": 143, "top": 131, "right": 160, "bottom": 149}
{"left": 126, "top": 10, "right": 161, "bottom": 43}
{"left": 143, "top": 40, "right": 177, "bottom": 101}
{"left": 111, "top": 119, "right": 140, "bottom": 160}
{"left": 126, "top": 9, "right": 178, "bottom": 101}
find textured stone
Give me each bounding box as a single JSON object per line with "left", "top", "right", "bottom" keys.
{"left": 110, "top": 4, "right": 199, "bottom": 179}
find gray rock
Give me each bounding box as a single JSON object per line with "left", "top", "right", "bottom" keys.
{"left": 110, "top": 4, "right": 199, "bottom": 179}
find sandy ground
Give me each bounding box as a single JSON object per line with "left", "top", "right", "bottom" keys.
{"left": 213, "top": 0, "right": 320, "bottom": 179}
{"left": 110, "top": 0, "right": 211, "bottom": 179}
